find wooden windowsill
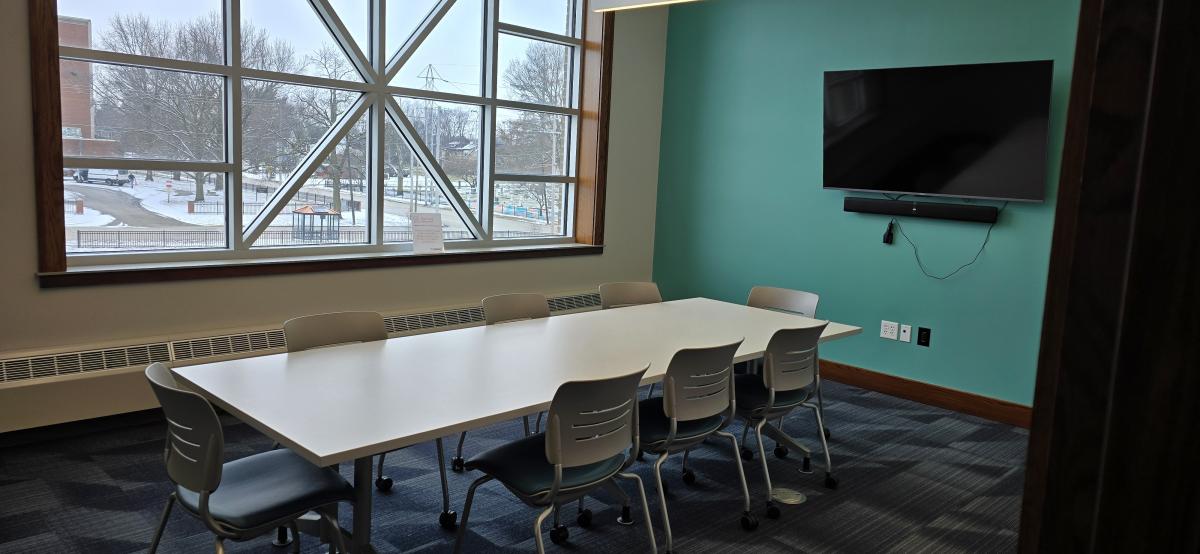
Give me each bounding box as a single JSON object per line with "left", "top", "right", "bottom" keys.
{"left": 38, "top": 243, "right": 604, "bottom": 288}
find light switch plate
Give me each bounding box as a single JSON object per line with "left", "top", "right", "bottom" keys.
{"left": 880, "top": 320, "right": 899, "bottom": 340}
{"left": 899, "top": 324, "right": 912, "bottom": 343}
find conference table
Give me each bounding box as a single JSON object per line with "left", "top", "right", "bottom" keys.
{"left": 173, "top": 297, "right": 862, "bottom": 552}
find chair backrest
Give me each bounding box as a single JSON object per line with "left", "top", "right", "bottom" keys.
{"left": 747, "top": 286, "right": 820, "bottom": 318}
{"left": 762, "top": 323, "right": 828, "bottom": 392}
{"left": 482, "top": 293, "right": 550, "bottom": 325}
{"left": 599, "top": 282, "right": 662, "bottom": 309}
{"left": 283, "top": 311, "right": 388, "bottom": 353}
{"left": 545, "top": 366, "right": 648, "bottom": 468}
{"left": 145, "top": 363, "right": 224, "bottom": 493}
{"left": 661, "top": 340, "right": 743, "bottom": 422}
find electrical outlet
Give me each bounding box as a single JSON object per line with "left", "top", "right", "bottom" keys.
{"left": 899, "top": 324, "right": 912, "bottom": 343}
{"left": 917, "top": 327, "right": 932, "bottom": 347}
{"left": 880, "top": 320, "right": 899, "bottom": 340}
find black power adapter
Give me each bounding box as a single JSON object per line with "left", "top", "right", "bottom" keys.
{"left": 882, "top": 220, "right": 895, "bottom": 244}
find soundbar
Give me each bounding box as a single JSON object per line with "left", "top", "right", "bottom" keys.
{"left": 843, "top": 197, "right": 999, "bottom": 223}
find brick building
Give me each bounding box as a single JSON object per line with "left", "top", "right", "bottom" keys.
{"left": 58, "top": 16, "right": 117, "bottom": 158}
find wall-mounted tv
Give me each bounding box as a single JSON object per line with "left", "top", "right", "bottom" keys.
{"left": 823, "top": 61, "right": 1054, "bottom": 202}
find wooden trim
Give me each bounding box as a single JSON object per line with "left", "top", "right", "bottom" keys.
{"left": 29, "top": 0, "right": 66, "bottom": 273}
{"left": 574, "top": 5, "right": 614, "bottom": 245}
{"left": 820, "top": 360, "right": 1032, "bottom": 428}
{"left": 38, "top": 245, "right": 604, "bottom": 288}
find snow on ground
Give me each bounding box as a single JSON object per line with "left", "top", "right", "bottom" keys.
{"left": 124, "top": 181, "right": 225, "bottom": 226}
{"left": 64, "top": 207, "right": 115, "bottom": 227}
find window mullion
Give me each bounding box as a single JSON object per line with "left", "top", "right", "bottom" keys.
{"left": 226, "top": 0, "right": 245, "bottom": 250}
{"left": 309, "top": 0, "right": 377, "bottom": 84}
{"left": 371, "top": 0, "right": 386, "bottom": 246}
{"left": 482, "top": 0, "right": 500, "bottom": 241}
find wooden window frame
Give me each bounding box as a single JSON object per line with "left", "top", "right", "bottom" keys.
{"left": 28, "top": 0, "right": 614, "bottom": 287}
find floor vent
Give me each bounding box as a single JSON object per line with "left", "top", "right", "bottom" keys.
{"left": 1, "top": 291, "right": 601, "bottom": 384}
{"left": 1, "top": 343, "right": 171, "bottom": 383}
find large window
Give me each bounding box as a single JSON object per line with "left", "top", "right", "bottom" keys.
{"left": 52, "top": 0, "right": 590, "bottom": 264}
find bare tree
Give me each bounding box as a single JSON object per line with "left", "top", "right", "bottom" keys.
{"left": 95, "top": 12, "right": 294, "bottom": 201}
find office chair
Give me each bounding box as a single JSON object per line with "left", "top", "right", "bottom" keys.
{"left": 283, "top": 311, "right": 459, "bottom": 531}
{"left": 735, "top": 324, "right": 836, "bottom": 519}
{"left": 599, "top": 281, "right": 663, "bottom": 310}
{"left": 746, "top": 286, "right": 831, "bottom": 443}
{"left": 145, "top": 363, "right": 353, "bottom": 554}
{"left": 447, "top": 293, "right": 550, "bottom": 474}
{"left": 598, "top": 282, "right": 664, "bottom": 402}
{"left": 639, "top": 340, "right": 757, "bottom": 552}
{"left": 453, "top": 367, "right": 657, "bottom": 554}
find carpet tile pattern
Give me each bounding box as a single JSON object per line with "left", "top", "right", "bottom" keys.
{"left": 0, "top": 381, "right": 1027, "bottom": 553}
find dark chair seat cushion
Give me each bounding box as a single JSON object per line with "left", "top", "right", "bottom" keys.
{"left": 735, "top": 374, "right": 808, "bottom": 414}
{"left": 177, "top": 448, "right": 354, "bottom": 530}
{"left": 465, "top": 434, "right": 625, "bottom": 497}
{"left": 638, "top": 397, "right": 723, "bottom": 447}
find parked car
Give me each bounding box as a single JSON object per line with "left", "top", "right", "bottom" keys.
{"left": 74, "top": 169, "right": 134, "bottom": 186}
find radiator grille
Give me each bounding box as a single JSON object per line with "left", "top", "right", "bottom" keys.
{"left": 0, "top": 291, "right": 601, "bottom": 384}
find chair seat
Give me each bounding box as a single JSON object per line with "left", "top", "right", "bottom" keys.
{"left": 465, "top": 434, "right": 625, "bottom": 498}
{"left": 734, "top": 374, "right": 809, "bottom": 414}
{"left": 177, "top": 448, "right": 354, "bottom": 530}
{"left": 638, "top": 397, "right": 724, "bottom": 448}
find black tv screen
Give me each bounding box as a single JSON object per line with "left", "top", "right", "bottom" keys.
{"left": 823, "top": 61, "right": 1053, "bottom": 202}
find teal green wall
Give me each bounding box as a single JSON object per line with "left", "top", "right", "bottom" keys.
{"left": 653, "top": 0, "right": 1080, "bottom": 405}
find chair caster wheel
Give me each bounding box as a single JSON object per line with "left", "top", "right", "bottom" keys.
{"left": 374, "top": 476, "right": 393, "bottom": 492}
{"left": 577, "top": 509, "right": 593, "bottom": 528}
{"left": 740, "top": 512, "right": 759, "bottom": 531}
{"left": 773, "top": 445, "right": 789, "bottom": 459}
{"left": 765, "top": 503, "right": 781, "bottom": 519}
{"left": 439, "top": 510, "right": 458, "bottom": 531}
{"left": 617, "top": 506, "right": 634, "bottom": 526}
{"left": 824, "top": 427, "right": 832, "bottom": 440}
{"left": 549, "top": 524, "right": 569, "bottom": 545}
{"left": 800, "top": 456, "right": 812, "bottom": 474}
{"left": 271, "top": 526, "right": 293, "bottom": 547}
{"left": 825, "top": 473, "right": 839, "bottom": 490}
{"left": 450, "top": 456, "right": 465, "bottom": 472}
{"left": 740, "top": 447, "right": 755, "bottom": 461}
{"left": 682, "top": 469, "right": 696, "bottom": 485}
{"left": 636, "top": 449, "right": 645, "bottom": 461}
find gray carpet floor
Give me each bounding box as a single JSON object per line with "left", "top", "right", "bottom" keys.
{"left": 0, "top": 381, "right": 1027, "bottom": 553}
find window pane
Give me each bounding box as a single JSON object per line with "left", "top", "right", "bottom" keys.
{"left": 242, "top": 81, "right": 361, "bottom": 230}
{"left": 496, "top": 108, "right": 570, "bottom": 176}
{"left": 383, "top": 122, "right": 474, "bottom": 242}
{"left": 399, "top": 97, "right": 482, "bottom": 217}
{"left": 61, "top": 61, "right": 224, "bottom": 161}
{"left": 498, "top": 35, "right": 572, "bottom": 107}
{"left": 386, "top": 0, "right": 441, "bottom": 62}
{"left": 493, "top": 181, "right": 567, "bottom": 238}
{"left": 242, "top": 0, "right": 365, "bottom": 82}
{"left": 391, "top": 0, "right": 482, "bottom": 95}
{"left": 65, "top": 167, "right": 227, "bottom": 252}
{"left": 328, "top": 0, "right": 370, "bottom": 56}
{"left": 499, "top": 0, "right": 573, "bottom": 36}
{"left": 252, "top": 116, "right": 370, "bottom": 248}
{"left": 57, "top": 0, "right": 224, "bottom": 64}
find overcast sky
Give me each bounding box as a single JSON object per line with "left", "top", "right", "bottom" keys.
{"left": 58, "top": 0, "right": 574, "bottom": 95}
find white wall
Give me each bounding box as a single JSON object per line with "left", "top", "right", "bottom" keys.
{"left": 0, "top": 6, "right": 668, "bottom": 428}
{"left": 0, "top": 7, "right": 668, "bottom": 353}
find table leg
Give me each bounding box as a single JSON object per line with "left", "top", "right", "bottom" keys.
{"left": 353, "top": 457, "right": 376, "bottom": 553}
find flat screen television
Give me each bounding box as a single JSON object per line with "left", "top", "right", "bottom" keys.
{"left": 823, "top": 61, "right": 1054, "bottom": 202}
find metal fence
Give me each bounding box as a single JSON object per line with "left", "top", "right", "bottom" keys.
{"left": 74, "top": 229, "right": 559, "bottom": 249}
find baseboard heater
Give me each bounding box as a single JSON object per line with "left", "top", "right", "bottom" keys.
{"left": 844, "top": 197, "right": 999, "bottom": 223}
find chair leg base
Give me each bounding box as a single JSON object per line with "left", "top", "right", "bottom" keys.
{"left": 824, "top": 472, "right": 839, "bottom": 490}
{"left": 271, "top": 526, "right": 293, "bottom": 547}
{"left": 765, "top": 502, "right": 781, "bottom": 519}
{"left": 374, "top": 476, "right": 394, "bottom": 492}
{"left": 616, "top": 505, "right": 634, "bottom": 526}
{"left": 440, "top": 510, "right": 459, "bottom": 531}
{"left": 451, "top": 457, "right": 465, "bottom": 473}
{"left": 741, "top": 511, "right": 759, "bottom": 531}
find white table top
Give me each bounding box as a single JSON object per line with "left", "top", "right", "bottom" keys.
{"left": 173, "top": 298, "right": 861, "bottom": 466}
